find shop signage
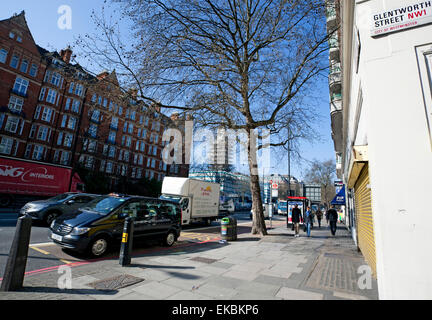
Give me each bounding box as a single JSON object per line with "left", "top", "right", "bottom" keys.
{"left": 371, "top": 1, "right": 432, "bottom": 37}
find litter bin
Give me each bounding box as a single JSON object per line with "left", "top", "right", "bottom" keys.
{"left": 221, "top": 216, "right": 237, "bottom": 241}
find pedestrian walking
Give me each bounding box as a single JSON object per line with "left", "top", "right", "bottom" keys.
{"left": 316, "top": 208, "right": 323, "bottom": 228}
{"left": 328, "top": 205, "right": 338, "bottom": 236}
{"left": 291, "top": 204, "right": 302, "bottom": 237}
{"left": 305, "top": 206, "right": 313, "bottom": 237}
{"left": 325, "top": 209, "right": 330, "bottom": 226}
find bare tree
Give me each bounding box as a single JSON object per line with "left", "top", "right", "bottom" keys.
{"left": 303, "top": 159, "right": 336, "bottom": 208}
{"left": 76, "top": 0, "right": 333, "bottom": 235}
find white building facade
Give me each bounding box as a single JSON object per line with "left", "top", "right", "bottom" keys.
{"left": 330, "top": 0, "right": 432, "bottom": 299}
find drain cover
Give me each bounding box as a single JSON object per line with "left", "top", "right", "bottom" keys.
{"left": 87, "top": 275, "right": 144, "bottom": 290}
{"left": 190, "top": 257, "right": 219, "bottom": 264}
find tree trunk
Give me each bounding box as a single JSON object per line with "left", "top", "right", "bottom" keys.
{"left": 248, "top": 130, "right": 268, "bottom": 236}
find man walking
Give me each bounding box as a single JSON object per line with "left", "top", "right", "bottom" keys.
{"left": 327, "top": 205, "right": 338, "bottom": 236}
{"left": 316, "top": 208, "right": 323, "bottom": 228}
{"left": 291, "top": 204, "right": 302, "bottom": 237}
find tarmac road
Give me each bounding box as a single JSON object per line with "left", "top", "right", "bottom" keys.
{"left": 0, "top": 208, "right": 285, "bottom": 283}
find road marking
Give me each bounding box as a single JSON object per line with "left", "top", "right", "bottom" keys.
{"left": 29, "top": 242, "right": 55, "bottom": 247}
{"left": 60, "top": 259, "right": 72, "bottom": 265}
{"left": 30, "top": 246, "right": 50, "bottom": 255}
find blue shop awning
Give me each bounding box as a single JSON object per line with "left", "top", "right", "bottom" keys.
{"left": 331, "top": 185, "right": 346, "bottom": 205}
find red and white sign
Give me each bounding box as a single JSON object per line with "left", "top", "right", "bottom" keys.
{"left": 272, "top": 183, "right": 279, "bottom": 190}
{"left": 0, "top": 157, "right": 83, "bottom": 196}
{"left": 371, "top": 1, "right": 432, "bottom": 37}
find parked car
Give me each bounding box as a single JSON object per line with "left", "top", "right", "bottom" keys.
{"left": 49, "top": 194, "right": 182, "bottom": 257}
{"left": 19, "top": 192, "right": 101, "bottom": 225}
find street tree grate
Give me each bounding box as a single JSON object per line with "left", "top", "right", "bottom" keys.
{"left": 189, "top": 257, "right": 219, "bottom": 264}
{"left": 86, "top": 274, "right": 144, "bottom": 291}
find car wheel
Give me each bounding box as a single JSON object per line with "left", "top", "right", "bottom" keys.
{"left": 45, "top": 211, "right": 60, "bottom": 226}
{"left": 163, "top": 231, "right": 176, "bottom": 247}
{"left": 89, "top": 237, "right": 109, "bottom": 257}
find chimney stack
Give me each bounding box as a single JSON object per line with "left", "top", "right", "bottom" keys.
{"left": 60, "top": 47, "right": 73, "bottom": 64}
{"left": 171, "top": 112, "right": 179, "bottom": 121}
{"left": 97, "top": 71, "right": 110, "bottom": 81}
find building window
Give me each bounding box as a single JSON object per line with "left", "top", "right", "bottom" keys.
{"left": 29, "top": 64, "right": 38, "bottom": 77}
{"left": 51, "top": 72, "right": 61, "bottom": 87}
{"left": 41, "top": 107, "right": 54, "bottom": 123}
{"left": 85, "top": 156, "right": 94, "bottom": 169}
{"left": 126, "top": 136, "right": 132, "bottom": 147}
{"left": 0, "top": 137, "right": 13, "bottom": 155}
{"left": 88, "top": 124, "right": 98, "bottom": 138}
{"left": 65, "top": 98, "right": 71, "bottom": 111}
{"left": 17, "top": 36, "right": 22, "bottom": 43}
{"left": 106, "top": 162, "right": 113, "bottom": 174}
{"left": 20, "top": 59, "right": 29, "bottom": 73}
{"left": 108, "top": 146, "right": 116, "bottom": 158}
{"left": 37, "top": 126, "right": 49, "bottom": 141}
{"left": 10, "top": 54, "right": 19, "bottom": 69}
{"left": 91, "top": 110, "right": 100, "bottom": 122}
{"left": 111, "top": 117, "right": 119, "bottom": 129}
{"left": 32, "top": 145, "right": 45, "bottom": 160}
{"left": 75, "top": 84, "right": 84, "bottom": 97}
{"left": 72, "top": 100, "right": 80, "bottom": 113}
{"left": 4, "top": 116, "right": 19, "bottom": 133}
{"left": 57, "top": 132, "right": 63, "bottom": 145}
{"left": 60, "top": 114, "right": 68, "bottom": 128}
{"left": 0, "top": 49, "right": 8, "bottom": 64}
{"left": 67, "top": 117, "right": 77, "bottom": 130}
{"left": 108, "top": 131, "right": 116, "bottom": 144}
{"left": 64, "top": 133, "right": 73, "bottom": 147}
{"left": 60, "top": 151, "right": 70, "bottom": 165}
{"left": 13, "top": 77, "right": 29, "bottom": 96}
{"left": 8, "top": 96, "right": 24, "bottom": 112}
{"left": 46, "top": 89, "right": 57, "bottom": 104}
{"left": 128, "top": 123, "right": 134, "bottom": 135}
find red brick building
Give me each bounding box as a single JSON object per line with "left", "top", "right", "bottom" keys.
{"left": 0, "top": 11, "right": 189, "bottom": 191}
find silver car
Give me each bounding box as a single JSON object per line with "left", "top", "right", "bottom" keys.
{"left": 20, "top": 193, "right": 101, "bottom": 225}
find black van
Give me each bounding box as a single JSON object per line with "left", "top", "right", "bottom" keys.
{"left": 49, "top": 194, "right": 181, "bottom": 257}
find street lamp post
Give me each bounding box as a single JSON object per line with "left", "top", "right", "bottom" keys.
{"left": 287, "top": 126, "right": 291, "bottom": 198}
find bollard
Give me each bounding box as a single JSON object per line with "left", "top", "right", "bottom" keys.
{"left": 119, "top": 217, "right": 134, "bottom": 267}
{"left": 1, "top": 215, "right": 32, "bottom": 292}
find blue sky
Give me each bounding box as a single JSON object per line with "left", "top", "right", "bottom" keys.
{"left": 2, "top": 1, "right": 336, "bottom": 180}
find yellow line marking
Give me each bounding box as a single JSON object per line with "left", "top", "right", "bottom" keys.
{"left": 60, "top": 259, "right": 72, "bottom": 265}
{"left": 30, "top": 246, "right": 50, "bottom": 255}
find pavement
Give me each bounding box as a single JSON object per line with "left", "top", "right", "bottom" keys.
{"left": 0, "top": 219, "right": 378, "bottom": 301}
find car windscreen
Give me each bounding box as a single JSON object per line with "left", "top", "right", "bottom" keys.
{"left": 48, "top": 193, "right": 71, "bottom": 202}
{"left": 81, "top": 196, "right": 128, "bottom": 215}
